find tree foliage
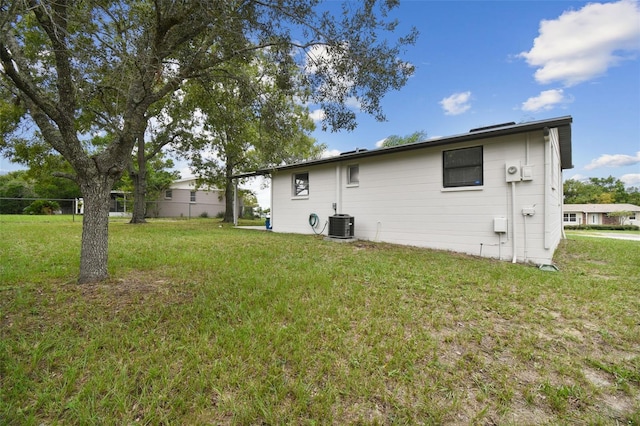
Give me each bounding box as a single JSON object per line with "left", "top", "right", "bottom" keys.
{"left": 23, "top": 199, "right": 60, "bottom": 215}
{"left": 381, "top": 130, "right": 427, "bottom": 148}
{"left": 0, "top": 171, "right": 35, "bottom": 214}
{"left": 7, "top": 143, "right": 81, "bottom": 199}
{"left": 563, "top": 176, "right": 635, "bottom": 204}
{"left": 118, "top": 154, "right": 180, "bottom": 218}
{"left": 178, "top": 53, "right": 323, "bottom": 222}
{"left": 606, "top": 210, "right": 633, "bottom": 225}
{"left": 0, "top": 0, "right": 417, "bottom": 283}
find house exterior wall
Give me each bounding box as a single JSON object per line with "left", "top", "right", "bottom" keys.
{"left": 271, "top": 128, "right": 564, "bottom": 265}
{"left": 545, "top": 127, "right": 564, "bottom": 253}
{"left": 154, "top": 179, "right": 226, "bottom": 218}
{"left": 155, "top": 188, "right": 225, "bottom": 218}
{"left": 563, "top": 206, "right": 640, "bottom": 226}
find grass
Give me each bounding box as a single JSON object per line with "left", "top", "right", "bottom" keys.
{"left": 1, "top": 216, "right": 639, "bottom": 424}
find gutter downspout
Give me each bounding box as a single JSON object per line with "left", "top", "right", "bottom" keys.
{"left": 270, "top": 175, "right": 274, "bottom": 230}
{"left": 543, "top": 128, "right": 551, "bottom": 249}
{"left": 512, "top": 181, "right": 517, "bottom": 263}
{"left": 335, "top": 164, "right": 342, "bottom": 214}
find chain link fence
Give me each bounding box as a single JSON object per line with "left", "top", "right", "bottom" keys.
{"left": 0, "top": 197, "right": 79, "bottom": 215}
{"left": 1, "top": 197, "right": 250, "bottom": 220}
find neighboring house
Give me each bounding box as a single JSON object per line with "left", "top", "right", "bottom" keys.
{"left": 563, "top": 204, "right": 640, "bottom": 226}
{"left": 154, "top": 178, "right": 227, "bottom": 218}
{"left": 240, "top": 116, "right": 573, "bottom": 265}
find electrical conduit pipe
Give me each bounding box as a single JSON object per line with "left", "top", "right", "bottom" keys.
{"left": 512, "top": 181, "right": 517, "bottom": 264}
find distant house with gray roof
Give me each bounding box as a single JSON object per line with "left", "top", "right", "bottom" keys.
{"left": 563, "top": 204, "right": 640, "bottom": 226}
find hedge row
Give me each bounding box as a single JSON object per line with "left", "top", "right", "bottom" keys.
{"left": 564, "top": 224, "right": 639, "bottom": 231}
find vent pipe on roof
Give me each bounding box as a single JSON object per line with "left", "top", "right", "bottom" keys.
{"left": 469, "top": 122, "right": 516, "bottom": 132}
{"left": 340, "top": 148, "right": 368, "bottom": 156}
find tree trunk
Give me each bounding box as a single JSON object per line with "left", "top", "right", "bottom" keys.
{"left": 223, "top": 176, "right": 234, "bottom": 223}
{"left": 78, "top": 179, "right": 112, "bottom": 284}
{"left": 129, "top": 170, "right": 147, "bottom": 223}
{"left": 223, "top": 161, "right": 235, "bottom": 223}
{"left": 130, "top": 130, "right": 148, "bottom": 224}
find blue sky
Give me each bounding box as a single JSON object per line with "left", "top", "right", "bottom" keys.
{"left": 307, "top": 0, "right": 640, "bottom": 188}
{"left": 2, "top": 0, "right": 638, "bottom": 209}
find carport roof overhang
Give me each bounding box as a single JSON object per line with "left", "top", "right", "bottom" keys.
{"left": 233, "top": 115, "right": 573, "bottom": 179}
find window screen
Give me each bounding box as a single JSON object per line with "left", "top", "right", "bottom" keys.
{"left": 348, "top": 165, "right": 359, "bottom": 185}
{"left": 293, "top": 172, "right": 309, "bottom": 197}
{"left": 443, "top": 146, "right": 483, "bottom": 187}
{"left": 190, "top": 191, "right": 196, "bottom": 202}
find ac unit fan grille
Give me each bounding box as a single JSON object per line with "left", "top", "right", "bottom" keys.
{"left": 328, "top": 215, "right": 354, "bottom": 238}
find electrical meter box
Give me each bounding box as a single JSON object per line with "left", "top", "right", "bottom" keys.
{"left": 494, "top": 217, "right": 508, "bottom": 233}
{"left": 505, "top": 163, "right": 521, "bottom": 182}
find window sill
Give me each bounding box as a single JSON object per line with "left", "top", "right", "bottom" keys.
{"left": 346, "top": 183, "right": 359, "bottom": 188}
{"left": 291, "top": 196, "right": 309, "bottom": 200}
{"left": 441, "top": 186, "right": 483, "bottom": 192}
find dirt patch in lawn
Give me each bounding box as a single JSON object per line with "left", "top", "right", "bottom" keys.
{"left": 79, "top": 271, "right": 194, "bottom": 311}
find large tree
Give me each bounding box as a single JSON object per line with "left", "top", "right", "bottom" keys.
{"left": 121, "top": 153, "right": 180, "bottom": 219}
{"left": 564, "top": 176, "right": 630, "bottom": 204}
{"left": 180, "top": 54, "right": 322, "bottom": 222}
{"left": 0, "top": 0, "right": 417, "bottom": 283}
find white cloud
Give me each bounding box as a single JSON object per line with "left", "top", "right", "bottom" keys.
{"left": 565, "top": 173, "right": 588, "bottom": 182}
{"left": 344, "top": 97, "right": 362, "bottom": 110}
{"left": 309, "top": 108, "right": 326, "bottom": 122}
{"left": 519, "top": 0, "right": 640, "bottom": 86}
{"left": 375, "top": 138, "right": 387, "bottom": 148}
{"left": 440, "top": 91, "right": 472, "bottom": 115}
{"left": 584, "top": 151, "right": 640, "bottom": 170}
{"left": 321, "top": 149, "right": 341, "bottom": 158}
{"left": 521, "top": 89, "right": 570, "bottom": 112}
{"left": 620, "top": 173, "right": 640, "bottom": 187}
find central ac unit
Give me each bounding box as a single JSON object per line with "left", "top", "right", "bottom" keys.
{"left": 328, "top": 214, "right": 355, "bottom": 238}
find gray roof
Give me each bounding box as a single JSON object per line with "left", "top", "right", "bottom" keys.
{"left": 235, "top": 116, "right": 573, "bottom": 178}
{"left": 563, "top": 204, "right": 640, "bottom": 213}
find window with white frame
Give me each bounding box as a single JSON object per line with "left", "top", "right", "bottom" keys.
{"left": 190, "top": 191, "right": 196, "bottom": 202}
{"left": 564, "top": 213, "right": 577, "bottom": 222}
{"left": 443, "top": 146, "right": 483, "bottom": 188}
{"left": 164, "top": 189, "right": 172, "bottom": 199}
{"left": 292, "top": 172, "right": 309, "bottom": 197}
{"left": 347, "top": 165, "right": 359, "bottom": 185}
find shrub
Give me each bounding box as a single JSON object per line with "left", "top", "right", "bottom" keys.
{"left": 564, "top": 224, "right": 639, "bottom": 231}
{"left": 23, "top": 200, "right": 61, "bottom": 215}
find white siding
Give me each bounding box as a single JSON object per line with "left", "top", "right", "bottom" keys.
{"left": 155, "top": 188, "right": 225, "bottom": 218}
{"left": 271, "top": 129, "right": 564, "bottom": 265}
{"left": 154, "top": 179, "right": 225, "bottom": 218}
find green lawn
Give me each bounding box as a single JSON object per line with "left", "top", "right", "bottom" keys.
{"left": 1, "top": 216, "right": 639, "bottom": 424}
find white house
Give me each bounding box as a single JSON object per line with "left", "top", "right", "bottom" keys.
{"left": 240, "top": 116, "right": 573, "bottom": 265}
{"left": 154, "top": 178, "right": 226, "bottom": 218}
{"left": 563, "top": 204, "right": 640, "bottom": 226}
